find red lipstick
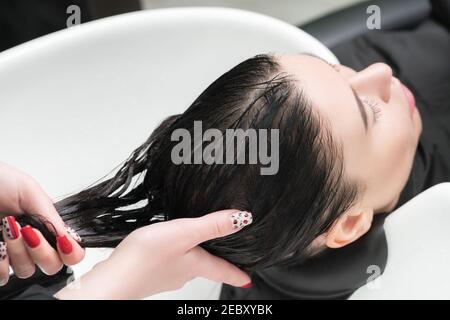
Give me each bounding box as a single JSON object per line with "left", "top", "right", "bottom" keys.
{"left": 401, "top": 83, "right": 416, "bottom": 115}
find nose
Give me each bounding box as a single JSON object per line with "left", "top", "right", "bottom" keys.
{"left": 349, "top": 63, "right": 393, "bottom": 103}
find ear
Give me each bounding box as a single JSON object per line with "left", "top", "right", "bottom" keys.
{"left": 325, "top": 207, "right": 374, "bottom": 249}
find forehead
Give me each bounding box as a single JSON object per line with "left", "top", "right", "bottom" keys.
{"left": 276, "top": 54, "right": 369, "bottom": 182}
{"left": 277, "top": 54, "right": 350, "bottom": 122}
{"left": 277, "top": 54, "right": 364, "bottom": 139}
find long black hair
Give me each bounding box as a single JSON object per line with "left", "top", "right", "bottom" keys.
{"left": 19, "top": 54, "right": 360, "bottom": 271}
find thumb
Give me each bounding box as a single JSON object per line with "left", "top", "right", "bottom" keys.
{"left": 17, "top": 176, "right": 84, "bottom": 262}
{"left": 18, "top": 177, "right": 67, "bottom": 235}
{"left": 182, "top": 209, "right": 253, "bottom": 248}
{"left": 188, "top": 246, "right": 252, "bottom": 288}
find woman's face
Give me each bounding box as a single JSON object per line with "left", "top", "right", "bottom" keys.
{"left": 278, "top": 54, "right": 422, "bottom": 214}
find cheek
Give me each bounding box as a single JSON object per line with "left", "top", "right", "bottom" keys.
{"left": 376, "top": 129, "right": 413, "bottom": 172}
{"left": 380, "top": 104, "right": 418, "bottom": 156}
{"left": 371, "top": 115, "right": 417, "bottom": 194}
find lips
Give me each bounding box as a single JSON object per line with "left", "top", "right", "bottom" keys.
{"left": 401, "top": 83, "right": 416, "bottom": 114}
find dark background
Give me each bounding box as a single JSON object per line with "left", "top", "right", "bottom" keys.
{"left": 0, "top": 0, "right": 140, "bottom": 52}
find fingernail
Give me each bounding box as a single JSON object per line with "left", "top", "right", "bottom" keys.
{"left": 240, "top": 282, "right": 253, "bottom": 289}
{"left": 65, "top": 225, "right": 81, "bottom": 243}
{"left": 230, "top": 211, "right": 253, "bottom": 229}
{"left": 21, "top": 226, "right": 40, "bottom": 248}
{"left": 0, "top": 242, "right": 7, "bottom": 261}
{"left": 57, "top": 235, "right": 73, "bottom": 254}
{"left": 2, "top": 216, "right": 20, "bottom": 240}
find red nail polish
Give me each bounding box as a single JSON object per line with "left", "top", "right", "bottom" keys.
{"left": 57, "top": 235, "right": 73, "bottom": 254}
{"left": 240, "top": 282, "right": 252, "bottom": 289}
{"left": 21, "top": 226, "right": 40, "bottom": 248}
{"left": 2, "top": 216, "right": 20, "bottom": 240}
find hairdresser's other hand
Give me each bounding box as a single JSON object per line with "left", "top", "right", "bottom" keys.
{"left": 0, "top": 161, "right": 84, "bottom": 285}
{"left": 55, "top": 209, "right": 253, "bottom": 299}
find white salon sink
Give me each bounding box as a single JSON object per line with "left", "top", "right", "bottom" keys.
{"left": 351, "top": 182, "right": 450, "bottom": 300}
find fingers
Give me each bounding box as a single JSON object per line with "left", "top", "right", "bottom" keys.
{"left": 0, "top": 215, "right": 85, "bottom": 287}
{"left": 0, "top": 242, "right": 9, "bottom": 285}
{"left": 180, "top": 209, "right": 253, "bottom": 248}
{"left": 0, "top": 162, "right": 67, "bottom": 235}
{"left": 20, "top": 226, "right": 63, "bottom": 275}
{"left": 187, "top": 246, "right": 252, "bottom": 288}
{"left": 180, "top": 210, "right": 254, "bottom": 288}
{"left": 2, "top": 216, "right": 73, "bottom": 279}
{"left": 17, "top": 176, "right": 67, "bottom": 235}
{"left": 56, "top": 232, "right": 85, "bottom": 266}
{"left": 16, "top": 176, "right": 85, "bottom": 265}
{"left": 2, "top": 217, "right": 35, "bottom": 278}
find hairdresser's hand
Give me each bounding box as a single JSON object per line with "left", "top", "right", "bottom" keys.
{"left": 55, "top": 209, "right": 253, "bottom": 299}
{"left": 0, "top": 161, "right": 84, "bottom": 286}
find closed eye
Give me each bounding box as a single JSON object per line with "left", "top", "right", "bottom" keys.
{"left": 361, "top": 97, "right": 382, "bottom": 122}
{"left": 330, "top": 62, "right": 381, "bottom": 125}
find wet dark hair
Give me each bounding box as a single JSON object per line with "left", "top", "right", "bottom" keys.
{"left": 20, "top": 54, "right": 360, "bottom": 271}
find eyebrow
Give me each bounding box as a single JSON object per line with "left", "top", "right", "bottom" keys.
{"left": 302, "top": 53, "right": 369, "bottom": 132}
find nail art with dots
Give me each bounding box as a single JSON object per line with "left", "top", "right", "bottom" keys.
{"left": 65, "top": 225, "right": 81, "bottom": 243}
{"left": 0, "top": 242, "right": 6, "bottom": 261}
{"left": 2, "top": 216, "right": 20, "bottom": 240}
{"left": 230, "top": 211, "right": 253, "bottom": 229}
